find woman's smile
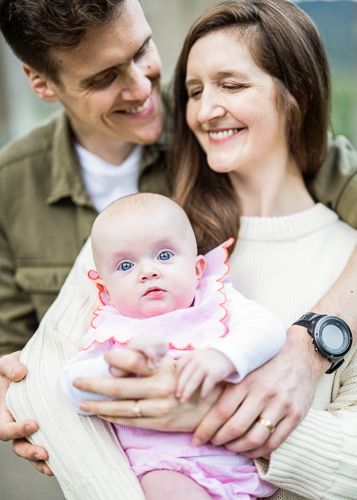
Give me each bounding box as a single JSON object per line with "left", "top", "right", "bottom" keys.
{"left": 207, "top": 127, "right": 246, "bottom": 144}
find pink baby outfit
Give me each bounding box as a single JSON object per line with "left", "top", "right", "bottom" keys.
{"left": 61, "top": 241, "right": 281, "bottom": 499}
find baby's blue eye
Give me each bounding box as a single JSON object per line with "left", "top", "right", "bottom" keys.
{"left": 119, "top": 262, "right": 133, "bottom": 271}
{"left": 158, "top": 251, "right": 173, "bottom": 261}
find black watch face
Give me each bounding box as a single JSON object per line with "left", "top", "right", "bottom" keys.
{"left": 317, "top": 317, "right": 351, "bottom": 356}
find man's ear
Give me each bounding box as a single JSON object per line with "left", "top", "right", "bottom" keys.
{"left": 22, "top": 63, "right": 59, "bottom": 103}
{"left": 195, "top": 255, "right": 206, "bottom": 285}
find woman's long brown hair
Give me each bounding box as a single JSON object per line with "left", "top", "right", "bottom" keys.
{"left": 169, "top": 0, "right": 331, "bottom": 255}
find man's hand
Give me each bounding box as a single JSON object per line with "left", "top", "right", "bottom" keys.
{"left": 0, "top": 352, "right": 53, "bottom": 475}
{"left": 193, "top": 325, "right": 329, "bottom": 458}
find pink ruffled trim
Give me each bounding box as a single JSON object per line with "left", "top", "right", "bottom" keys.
{"left": 84, "top": 238, "right": 234, "bottom": 352}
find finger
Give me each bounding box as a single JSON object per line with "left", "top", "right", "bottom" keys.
{"left": 0, "top": 352, "right": 27, "bottom": 381}
{"left": 180, "top": 370, "right": 205, "bottom": 404}
{"left": 105, "top": 349, "right": 154, "bottom": 377}
{"left": 176, "top": 362, "right": 196, "bottom": 399}
{"left": 13, "top": 438, "right": 49, "bottom": 462}
{"left": 29, "top": 459, "right": 54, "bottom": 476}
{"left": 99, "top": 415, "right": 167, "bottom": 431}
{"left": 222, "top": 403, "right": 287, "bottom": 455}
{"left": 242, "top": 414, "right": 300, "bottom": 459}
{"left": 193, "top": 383, "right": 247, "bottom": 446}
{"left": 0, "top": 420, "right": 38, "bottom": 442}
{"left": 200, "top": 374, "right": 219, "bottom": 401}
{"left": 74, "top": 373, "right": 167, "bottom": 399}
{"left": 211, "top": 392, "right": 266, "bottom": 446}
{"left": 176, "top": 356, "right": 190, "bottom": 374}
{"left": 80, "top": 397, "right": 175, "bottom": 418}
{"left": 109, "top": 367, "right": 130, "bottom": 378}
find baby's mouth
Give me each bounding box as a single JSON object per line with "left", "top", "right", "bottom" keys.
{"left": 143, "top": 287, "right": 165, "bottom": 297}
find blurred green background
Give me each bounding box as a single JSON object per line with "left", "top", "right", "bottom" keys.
{"left": 0, "top": 0, "right": 356, "bottom": 147}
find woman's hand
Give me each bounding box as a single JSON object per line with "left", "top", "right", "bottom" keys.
{"left": 0, "top": 352, "right": 53, "bottom": 475}
{"left": 75, "top": 349, "right": 224, "bottom": 432}
{"left": 193, "top": 325, "right": 329, "bottom": 458}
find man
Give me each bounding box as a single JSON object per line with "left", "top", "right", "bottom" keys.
{"left": 0, "top": 0, "right": 170, "bottom": 480}
{"left": 1, "top": 0, "right": 357, "bottom": 491}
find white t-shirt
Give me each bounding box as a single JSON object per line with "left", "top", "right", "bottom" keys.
{"left": 75, "top": 143, "right": 143, "bottom": 212}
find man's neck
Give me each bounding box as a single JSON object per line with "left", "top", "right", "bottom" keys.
{"left": 69, "top": 118, "right": 137, "bottom": 166}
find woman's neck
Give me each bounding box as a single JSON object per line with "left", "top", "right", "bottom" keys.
{"left": 229, "top": 153, "right": 315, "bottom": 217}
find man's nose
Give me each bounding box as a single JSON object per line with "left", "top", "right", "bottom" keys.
{"left": 120, "top": 61, "right": 152, "bottom": 102}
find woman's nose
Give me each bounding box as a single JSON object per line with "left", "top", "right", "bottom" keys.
{"left": 197, "top": 91, "right": 226, "bottom": 124}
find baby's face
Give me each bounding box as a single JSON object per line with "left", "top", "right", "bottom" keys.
{"left": 94, "top": 206, "right": 206, "bottom": 319}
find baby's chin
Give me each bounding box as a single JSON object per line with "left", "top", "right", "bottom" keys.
{"left": 119, "top": 300, "right": 194, "bottom": 320}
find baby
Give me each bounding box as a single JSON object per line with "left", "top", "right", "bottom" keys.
{"left": 61, "top": 193, "right": 285, "bottom": 500}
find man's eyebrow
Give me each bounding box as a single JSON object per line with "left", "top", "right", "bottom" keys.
{"left": 80, "top": 35, "right": 152, "bottom": 86}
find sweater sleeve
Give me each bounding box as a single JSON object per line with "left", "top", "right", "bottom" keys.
{"left": 255, "top": 345, "right": 357, "bottom": 499}
{"left": 5, "top": 238, "right": 145, "bottom": 500}
{"left": 210, "top": 281, "right": 287, "bottom": 382}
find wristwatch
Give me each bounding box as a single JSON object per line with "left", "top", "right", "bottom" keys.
{"left": 293, "top": 313, "right": 353, "bottom": 374}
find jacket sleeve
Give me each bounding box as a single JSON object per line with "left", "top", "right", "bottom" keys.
{"left": 308, "top": 135, "right": 357, "bottom": 228}
{"left": 255, "top": 345, "right": 357, "bottom": 499}
{"left": 6, "top": 239, "right": 145, "bottom": 500}
{"left": 210, "top": 281, "right": 287, "bottom": 382}
{"left": 0, "top": 202, "right": 38, "bottom": 355}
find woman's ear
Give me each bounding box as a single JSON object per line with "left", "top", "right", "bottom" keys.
{"left": 22, "top": 63, "right": 59, "bottom": 103}
{"left": 195, "top": 255, "right": 206, "bottom": 286}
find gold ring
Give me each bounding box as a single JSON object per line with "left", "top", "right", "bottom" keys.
{"left": 132, "top": 401, "right": 142, "bottom": 418}
{"left": 257, "top": 417, "right": 275, "bottom": 434}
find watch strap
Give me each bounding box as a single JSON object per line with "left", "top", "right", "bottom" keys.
{"left": 293, "top": 312, "right": 326, "bottom": 329}
{"left": 325, "top": 359, "right": 345, "bottom": 375}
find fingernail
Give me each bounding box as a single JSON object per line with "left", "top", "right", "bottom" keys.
{"left": 12, "top": 367, "right": 23, "bottom": 378}
{"left": 73, "top": 379, "right": 82, "bottom": 388}
{"left": 35, "top": 453, "right": 44, "bottom": 461}
{"left": 25, "top": 424, "right": 36, "bottom": 433}
{"left": 80, "top": 403, "right": 89, "bottom": 412}
{"left": 192, "top": 437, "right": 202, "bottom": 447}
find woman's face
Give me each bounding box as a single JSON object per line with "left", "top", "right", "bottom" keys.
{"left": 186, "top": 31, "right": 289, "bottom": 177}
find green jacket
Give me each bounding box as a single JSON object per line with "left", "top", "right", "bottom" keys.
{"left": 0, "top": 111, "right": 169, "bottom": 354}
{"left": 0, "top": 111, "right": 357, "bottom": 355}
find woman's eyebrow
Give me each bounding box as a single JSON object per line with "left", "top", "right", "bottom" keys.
{"left": 79, "top": 35, "right": 152, "bottom": 86}
{"left": 186, "top": 70, "right": 250, "bottom": 88}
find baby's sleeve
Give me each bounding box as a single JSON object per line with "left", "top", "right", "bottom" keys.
{"left": 60, "top": 336, "right": 115, "bottom": 415}
{"left": 209, "top": 281, "right": 286, "bottom": 382}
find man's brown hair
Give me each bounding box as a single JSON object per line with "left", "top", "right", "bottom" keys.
{"left": 170, "top": 0, "right": 331, "bottom": 255}
{"left": 0, "top": 0, "right": 126, "bottom": 82}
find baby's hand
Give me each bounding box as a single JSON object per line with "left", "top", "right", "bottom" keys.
{"left": 126, "top": 335, "right": 168, "bottom": 371}
{"left": 176, "top": 350, "right": 236, "bottom": 403}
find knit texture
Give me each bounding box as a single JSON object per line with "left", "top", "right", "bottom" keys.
{"left": 7, "top": 203, "right": 357, "bottom": 500}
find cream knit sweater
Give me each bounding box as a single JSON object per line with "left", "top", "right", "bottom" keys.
{"left": 7, "top": 203, "right": 357, "bottom": 500}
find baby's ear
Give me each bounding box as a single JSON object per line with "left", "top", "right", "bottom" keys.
{"left": 195, "top": 255, "right": 206, "bottom": 285}
{"left": 96, "top": 278, "right": 111, "bottom": 301}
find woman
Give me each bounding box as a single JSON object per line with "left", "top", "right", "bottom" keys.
{"left": 7, "top": 1, "right": 357, "bottom": 499}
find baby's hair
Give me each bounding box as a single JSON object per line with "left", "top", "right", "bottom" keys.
{"left": 91, "top": 193, "right": 199, "bottom": 271}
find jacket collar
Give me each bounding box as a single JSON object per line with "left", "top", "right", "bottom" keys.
{"left": 47, "top": 108, "right": 164, "bottom": 207}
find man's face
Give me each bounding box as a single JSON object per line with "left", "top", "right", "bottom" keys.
{"left": 47, "top": 0, "right": 164, "bottom": 159}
